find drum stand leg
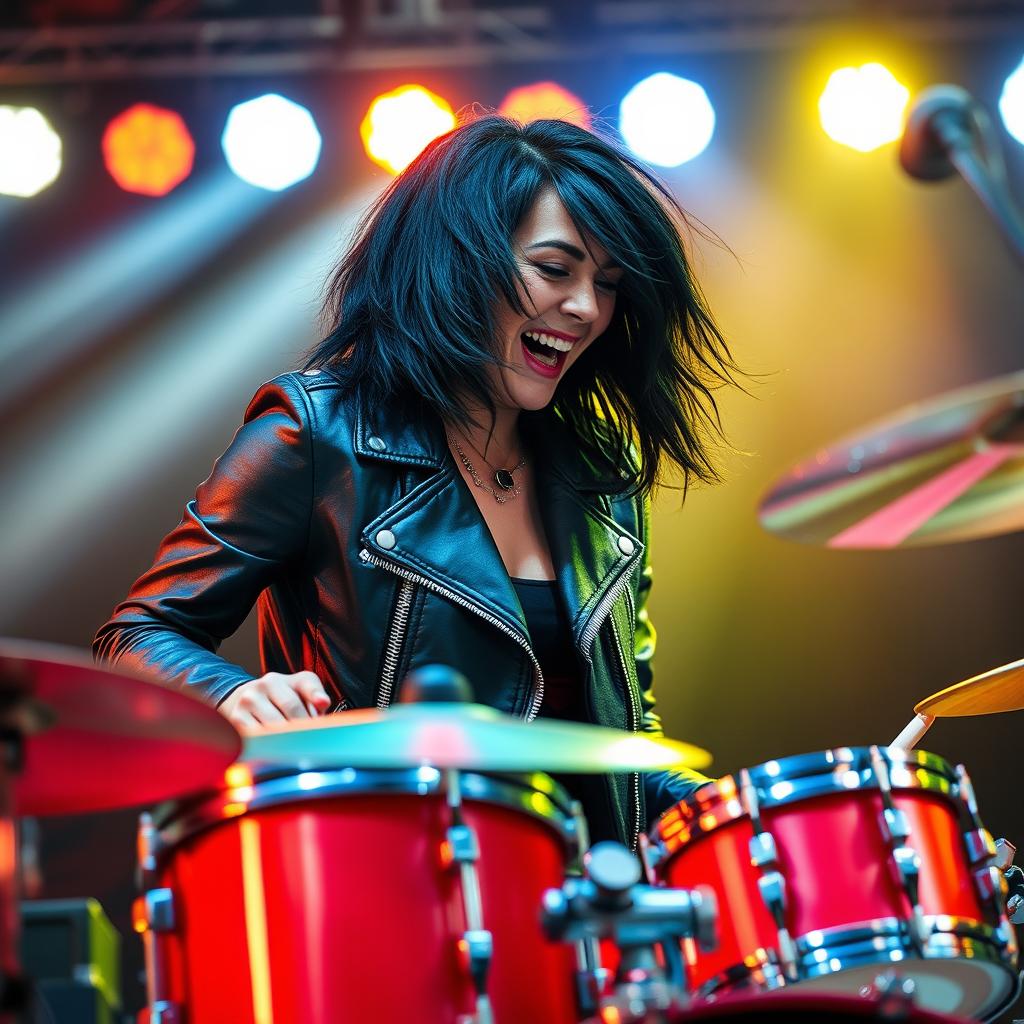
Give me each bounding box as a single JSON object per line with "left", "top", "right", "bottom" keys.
{"left": 444, "top": 770, "right": 494, "bottom": 1024}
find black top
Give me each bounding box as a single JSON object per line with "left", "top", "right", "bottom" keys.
{"left": 512, "top": 577, "right": 619, "bottom": 844}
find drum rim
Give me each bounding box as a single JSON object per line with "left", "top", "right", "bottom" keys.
{"left": 145, "top": 766, "right": 580, "bottom": 863}
{"left": 693, "top": 914, "right": 1018, "bottom": 1017}
{"left": 653, "top": 746, "right": 960, "bottom": 850}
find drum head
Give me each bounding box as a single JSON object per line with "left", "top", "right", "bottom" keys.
{"left": 672, "top": 990, "right": 973, "bottom": 1022}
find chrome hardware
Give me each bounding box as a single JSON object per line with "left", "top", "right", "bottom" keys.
{"left": 445, "top": 770, "right": 494, "bottom": 1024}
{"left": 149, "top": 1002, "right": 183, "bottom": 1024}
{"left": 862, "top": 969, "right": 917, "bottom": 1015}
{"left": 995, "top": 837, "right": 1017, "bottom": 872}
{"left": 740, "top": 768, "right": 798, "bottom": 981}
{"left": 135, "top": 889, "right": 178, "bottom": 1024}
{"left": 975, "top": 864, "right": 1005, "bottom": 903}
{"left": 749, "top": 831, "right": 779, "bottom": 868}
{"left": 964, "top": 827, "right": 998, "bottom": 865}
{"left": 870, "top": 746, "right": 928, "bottom": 950}
{"left": 542, "top": 841, "right": 718, "bottom": 1021}
{"left": 637, "top": 831, "right": 662, "bottom": 883}
{"left": 955, "top": 763, "right": 985, "bottom": 829}
{"left": 137, "top": 812, "right": 161, "bottom": 890}
{"left": 141, "top": 888, "right": 176, "bottom": 933}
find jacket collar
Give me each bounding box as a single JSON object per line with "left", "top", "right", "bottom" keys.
{"left": 356, "top": 400, "right": 628, "bottom": 495}
{"left": 358, "top": 400, "right": 643, "bottom": 652}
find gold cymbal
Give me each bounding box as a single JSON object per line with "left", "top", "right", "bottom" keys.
{"left": 760, "top": 370, "right": 1024, "bottom": 548}
{"left": 915, "top": 657, "right": 1024, "bottom": 717}
{"left": 243, "top": 703, "right": 712, "bottom": 774}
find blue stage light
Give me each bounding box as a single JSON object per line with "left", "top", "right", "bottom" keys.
{"left": 619, "top": 72, "right": 715, "bottom": 167}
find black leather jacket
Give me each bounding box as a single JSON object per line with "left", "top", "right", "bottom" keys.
{"left": 94, "top": 369, "right": 705, "bottom": 847}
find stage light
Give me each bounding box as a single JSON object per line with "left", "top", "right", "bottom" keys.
{"left": 999, "top": 59, "right": 1024, "bottom": 146}
{"left": 360, "top": 84, "right": 456, "bottom": 175}
{"left": 222, "top": 93, "right": 322, "bottom": 191}
{"left": 0, "top": 106, "right": 62, "bottom": 198}
{"left": 102, "top": 103, "right": 195, "bottom": 197}
{"left": 619, "top": 73, "right": 715, "bottom": 168}
{"left": 819, "top": 63, "right": 909, "bottom": 152}
{"left": 498, "top": 82, "right": 591, "bottom": 129}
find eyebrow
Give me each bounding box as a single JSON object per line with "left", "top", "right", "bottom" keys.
{"left": 526, "top": 239, "right": 621, "bottom": 271}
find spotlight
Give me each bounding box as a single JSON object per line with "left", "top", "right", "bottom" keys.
{"left": 360, "top": 84, "right": 456, "bottom": 175}
{"left": 102, "top": 103, "right": 195, "bottom": 197}
{"left": 819, "top": 63, "right": 909, "bottom": 152}
{"left": 619, "top": 72, "right": 715, "bottom": 168}
{"left": 222, "top": 94, "right": 322, "bottom": 192}
{"left": 999, "top": 58, "right": 1024, "bottom": 146}
{"left": 498, "top": 82, "right": 591, "bottom": 129}
{"left": 0, "top": 106, "right": 62, "bottom": 198}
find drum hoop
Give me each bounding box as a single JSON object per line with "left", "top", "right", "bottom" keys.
{"left": 146, "top": 766, "right": 578, "bottom": 863}
{"left": 654, "top": 747, "right": 960, "bottom": 853}
{"left": 696, "top": 915, "right": 1018, "bottom": 1015}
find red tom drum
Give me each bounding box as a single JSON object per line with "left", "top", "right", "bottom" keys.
{"left": 134, "top": 764, "right": 584, "bottom": 1023}
{"left": 650, "top": 746, "right": 1019, "bottom": 1020}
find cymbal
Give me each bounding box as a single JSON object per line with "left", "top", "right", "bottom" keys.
{"left": 0, "top": 640, "right": 241, "bottom": 816}
{"left": 242, "top": 703, "right": 712, "bottom": 774}
{"left": 916, "top": 656, "right": 1024, "bottom": 717}
{"left": 759, "top": 370, "right": 1024, "bottom": 548}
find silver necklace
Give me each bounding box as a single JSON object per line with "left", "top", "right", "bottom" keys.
{"left": 448, "top": 433, "right": 526, "bottom": 504}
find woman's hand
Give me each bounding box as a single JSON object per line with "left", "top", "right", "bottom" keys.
{"left": 219, "top": 671, "right": 332, "bottom": 730}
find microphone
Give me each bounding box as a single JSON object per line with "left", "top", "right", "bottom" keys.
{"left": 899, "top": 83, "right": 1024, "bottom": 268}
{"left": 899, "top": 84, "right": 983, "bottom": 181}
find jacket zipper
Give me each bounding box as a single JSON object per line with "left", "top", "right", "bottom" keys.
{"left": 377, "top": 579, "right": 415, "bottom": 708}
{"left": 609, "top": 614, "right": 643, "bottom": 853}
{"left": 359, "top": 549, "right": 545, "bottom": 720}
{"left": 579, "top": 559, "right": 642, "bottom": 851}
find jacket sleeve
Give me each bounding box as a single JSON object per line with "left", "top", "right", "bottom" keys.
{"left": 92, "top": 374, "right": 313, "bottom": 707}
{"left": 634, "top": 491, "right": 713, "bottom": 825}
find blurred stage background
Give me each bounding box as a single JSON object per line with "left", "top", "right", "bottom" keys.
{"left": 2, "top": 0, "right": 1024, "bottom": 1017}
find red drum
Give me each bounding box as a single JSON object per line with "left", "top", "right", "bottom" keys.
{"left": 650, "top": 747, "right": 1019, "bottom": 1020}
{"left": 134, "top": 764, "right": 583, "bottom": 1024}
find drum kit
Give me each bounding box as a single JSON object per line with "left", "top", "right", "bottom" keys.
{"left": 1, "top": 538, "right": 1023, "bottom": 1024}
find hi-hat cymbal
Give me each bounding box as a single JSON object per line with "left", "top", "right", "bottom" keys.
{"left": 760, "top": 370, "right": 1024, "bottom": 548}
{"left": 916, "top": 657, "right": 1024, "bottom": 718}
{"left": 242, "top": 703, "right": 712, "bottom": 774}
{"left": 0, "top": 640, "right": 241, "bottom": 816}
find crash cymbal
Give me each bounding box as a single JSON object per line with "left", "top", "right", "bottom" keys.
{"left": 0, "top": 640, "right": 241, "bottom": 816}
{"left": 242, "top": 703, "right": 712, "bottom": 774}
{"left": 915, "top": 656, "right": 1024, "bottom": 717}
{"left": 760, "top": 370, "right": 1024, "bottom": 548}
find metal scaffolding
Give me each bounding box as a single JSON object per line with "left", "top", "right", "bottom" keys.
{"left": 1, "top": 0, "right": 1023, "bottom": 83}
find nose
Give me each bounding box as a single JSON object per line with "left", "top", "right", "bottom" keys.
{"left": 561, "top": 279, "right": 599, "bottom": 324}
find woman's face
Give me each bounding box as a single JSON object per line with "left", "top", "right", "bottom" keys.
{"left": 490, "top": 186, "right": 621, "bottom": 413}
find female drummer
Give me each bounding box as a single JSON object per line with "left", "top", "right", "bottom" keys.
{"left": 94, "top": 113, "right": 737, "bottom": 847}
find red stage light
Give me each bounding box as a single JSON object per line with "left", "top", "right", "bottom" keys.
{"left": 102, "top": 103, "right": 195, "bottom": 197}
{"left": 498, "top": 82, "right": 591, "bottom": 129}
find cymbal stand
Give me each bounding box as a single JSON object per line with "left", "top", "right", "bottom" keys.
{"left": 541, "top": 842, "right": 717, "bottom": 1024}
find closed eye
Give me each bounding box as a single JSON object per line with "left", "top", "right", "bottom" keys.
{"left": 536, "top": 263, "right": 619, "bottom": 293}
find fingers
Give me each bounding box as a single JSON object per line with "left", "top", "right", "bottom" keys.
{"left": 294, "top": 671, "right": 332, "bottom": 714}
{"left": 219, "top": 672, "right": 332, "bottom": 732}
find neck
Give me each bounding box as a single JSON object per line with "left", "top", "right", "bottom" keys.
{"left": 450, "top": 402, "right": 521, "bottom": 464}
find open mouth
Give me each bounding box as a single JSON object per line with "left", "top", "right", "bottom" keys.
{"left": 520, "top": 330, "right": 573, "bottom": 378}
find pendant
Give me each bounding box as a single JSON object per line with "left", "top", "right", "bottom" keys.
{"left": 494, "top": 468, "right": 515, "bottom": 491}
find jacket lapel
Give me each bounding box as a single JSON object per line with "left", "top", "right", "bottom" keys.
{"left": 356, "top": 404, "right": 527, "bottom": 638}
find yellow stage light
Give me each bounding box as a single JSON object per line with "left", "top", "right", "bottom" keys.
{"left": 498, "top": 82, "right": 591, "bottom": 129}
{"left": 360, "top": 84, "right": 456, "bottom": 175}
{"left": 819, "top": 62, "right": 910, "bottom": 152}
{"left": 102, "top": 103, "right": 195, "bottom": 197}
